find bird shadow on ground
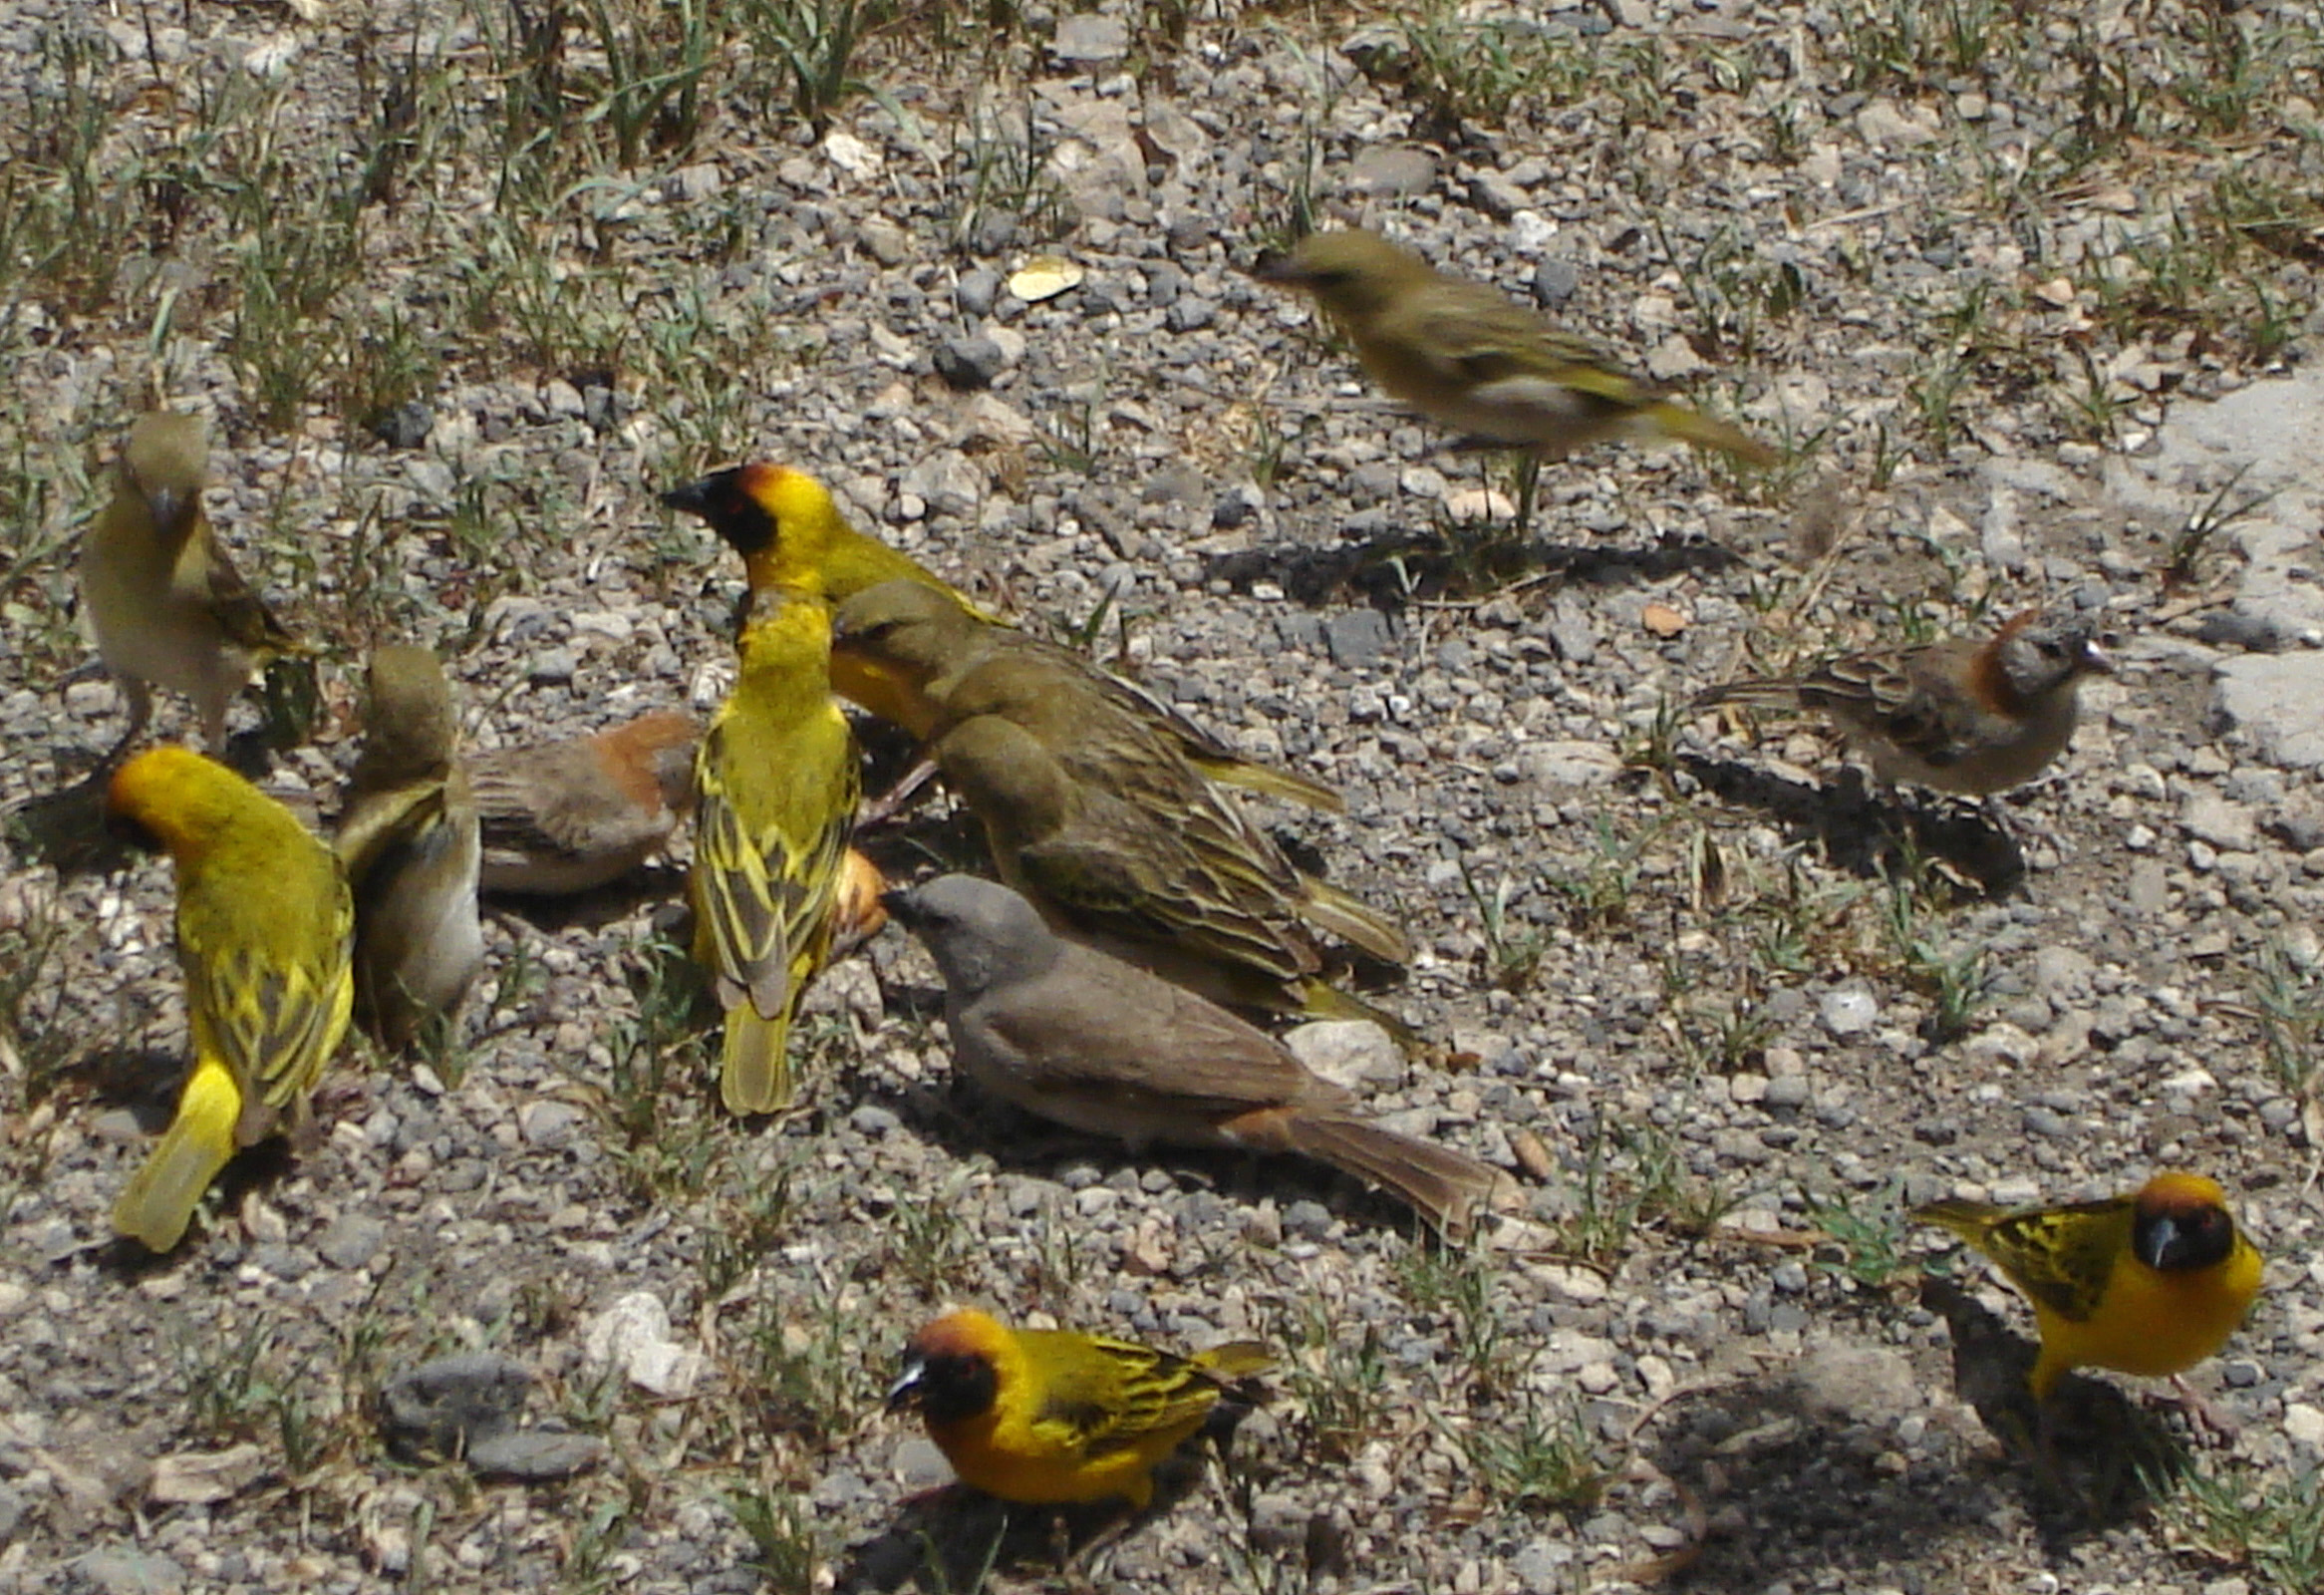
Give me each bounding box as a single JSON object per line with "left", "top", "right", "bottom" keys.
{"left": 1918, "top": 1275, "right": 2192, "bottom": 1531}
{"left": 4, "top": 771, "right": 134, "bottom": 881}
{"left": 482, "top": 866, "right": 691, "bottom": 936}
{"left": 1204, "top": 527, "right": 1742, "bottom": 610}
{"left": 1639, "top": 1319, "right": 2183, "bottom": 1592}
{"left": 833, "top": 1436, "right": 1236, "bottom": 1593}
{"left": 1676, "top": 753, "right": 2025, "bottom": 894}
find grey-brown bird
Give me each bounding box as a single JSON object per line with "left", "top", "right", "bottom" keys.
{"left": 884, "top": 874, "right": 1506, "bottom": 1237}
{"left": 468, "top": 711, "right": 700, "bottom": 896}
{"left": 78, "top": 411, "right": 302, "bottom": 756}
{"left": 830, "top": 577, "right": 1345, "bottom": 812}
{"left": 1692, "top": 608, "right": 2112, "bottom": 798}
{"left": 335, "top": 646, "right": 483, "bottom": 1052}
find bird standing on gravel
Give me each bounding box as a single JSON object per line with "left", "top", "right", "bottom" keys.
{"left": 335, "top": 646, "right": 483, "bottom": 1053}
{"left": 883, "top": 874, "right": 1504, "bottom": 1236}
{"left": 78, "top": 411, "right": 304, "bottom": 758}
{"left": 1913, "top": 1171, "right": 2263, "bottom": 1407}
{"left": 887, "top": 1307, "right": 1272, "bottom": 1508}
{"left": 468, "top": 711, "right": 700, "bottom": 896}
{"left": 830, "top": 577, "right": 1345, "bottom": 812}
{"left": 691, "top": 587, "right": 860, "bottom": 1115}
{"left": 1692, "top": 607, "right": 2112, "bottom": 799}
{"left": 108, "top": 747, "right": 354, "bottom": 1252}
{"left": 1254, "top": 228, "right": 1775, "bottom": 526}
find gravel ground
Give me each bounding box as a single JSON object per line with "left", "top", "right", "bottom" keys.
{"left": 3, "top": 2, "right": 2323, "bottom": 1592}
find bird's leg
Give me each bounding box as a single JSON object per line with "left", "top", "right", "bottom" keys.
{"left": 106, "top": 676, "right": 152, "bottom": 765}
{"left": 1513, "top": 452, "right": 1542, "bottom": 534}
{"left": 857, "top": 757, "right": 941, "bottom": 830}
{"left": 2160, "top": 1375, "right": 2241, "bottom": 1443}
{"left": 1977, "top": 795, "right": 2074, "bottom": 871}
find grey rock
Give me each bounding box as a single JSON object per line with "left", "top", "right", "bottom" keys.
{"left": 1212, "top": 483, "right": 1264, "bottom": 528}
{"left": 1051, "top": 13, "right": 1128, "bottom": 64}
{"left": 1820, "top": 985, "right": 1878, "bottom": 1036}
{"left": 1166, "top": 296, "right": 1216, "bottom": 333}
{"left": 520, "top": 1100, "right": 584, "bottom": 1147}
{"left": 1283, "top": 1199, "right": 1334, "bottom": 1240}
{"left": 858, "top": 218, "right": 910, "bottom": 266}
{"left": 1285, "top": 1019, "right": 1402, "bottom": 1089}
{"left": 74, "top": 1550, "right": 185, "bottom": 1595}
{"left": 934, "top": 335, "right": 1006, "bottom": 392}
{"left": 372, "top": 401, "right": 434, "bottom": 449}
{"left": 467, "top": 1427, "right": 607, "bottom": 1481}
{"left": 316, "top": 1214, "right": 387, "bottom": 1270}
{"left": 1348, "top": 146, "right": 1436, "bottom": 198}
{"left": 957, "top": 268, "right": 1002, "bottom": 317}
{"left": 1141, "top": 461, "right": 1206, "bottom": 505}
{"left": 1791, "top": 1345, "right": 1918, "bottom": 1427}
{"left": 2181, "top": 793, "right": 2259, "bottom": 852}
{"left": 1469, "top": 170, "right": 1530, "bottom": 220}
{"left": 380, "top": 1353, "right": 535, "bottom": 1463}
{"left": 1324, "top": 608, "right": 1394, "bottom": 669}
{"left": 1542, "top": 596, "right": 1598, "bottom": 662}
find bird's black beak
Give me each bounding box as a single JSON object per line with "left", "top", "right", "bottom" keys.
{"left": 884, "top": 1356, "right": 928, "bottom": 1413}
{"left": 144, "top": 483, "right": 193, "bottom": 539}
{"left": 1248, "top": 248, "right": 1305, "bottom": 285}
{"left": 660, "top": 478, "right": 714, "bottom": 516}
{"left": 2081, "top": 636, "right": 2117, "bottom": 675}
{"left": 878, "top": 887, "right": 922, "bottom": 928}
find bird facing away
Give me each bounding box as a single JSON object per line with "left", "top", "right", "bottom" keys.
{"left": 690, "top": 587, "right": 860, "bottom": 1115}
{"left": 1253, "top": 228, "right": 1776, "bottom": 469}
{"left": 1693, "top": 608, "right": 2113, "bottom": 798}
{"left": 78, "top": 411, "right": 302, "bottom": 756}
{"left": 107, "top": 747, "right": 354, "bottom": 1251}
{"left": 468, "top": 711, "right": 700, "bottom": 896}
{"left": 929, "top": 711, "right": 1401, "bottom": 1022}
{"left": 884, "top": 875, "right": 1507, "bottom": 1237}
{"left": 334, "top": 646, "right": 484, "bottom": 1053}
{"left": 830, "top": 577, "right": 1345, "bottom": 812}
{"left": 887, "top": 1307, "right": 1273, "bottom": 1508}
{"left": 1913, "top": 1171, "right": 2262, "bottom": 1403}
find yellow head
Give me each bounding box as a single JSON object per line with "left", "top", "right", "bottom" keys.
{"left": 662, "top": 463, "right": 845, "bottom": 591}
{"left": 109, "top": 746, "right": 255, "bottom": 859}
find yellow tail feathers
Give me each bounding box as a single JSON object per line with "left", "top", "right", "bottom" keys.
{"left": 720, "top": 1007, "right": 793, "bottom": 1116}
{"left": 1640, "top": 401, "right": 1778, "bottom": 468}
{"left": 113, "top": 1054, "right": 242, "bottom": 1252}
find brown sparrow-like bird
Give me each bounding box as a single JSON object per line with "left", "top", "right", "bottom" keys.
{"left": 884, "top": 874, "right": 1505, "bottom": 1238}
{"left": 1693, "top": 608, "right": 2112, "bottom": 798}
{"left": 467, "top": 712, "right": 700, "bottom": 896}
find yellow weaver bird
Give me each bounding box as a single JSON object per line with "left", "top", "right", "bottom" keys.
{"left": 78, "top": 412, "right": 303, "bottom": 756}
{"left": 887, "top": 1308, "right": 1272, "bottom": 1508}
{"left": 1914, "top": 1171, "right": 2262, "bottom": 1404}
{"left": 690, "top": 586, "right": 860, "bottom": 1114}
{"left": 108, "top": 747, "right": 354, "bottom": 1251}
{"left": 662, "top": 462, "right": 995, "bottom": 734}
